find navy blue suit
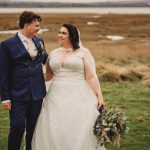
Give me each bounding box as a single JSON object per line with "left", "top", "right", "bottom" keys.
{"left": 0, "top": 34, "right": 48, "bottom": 150}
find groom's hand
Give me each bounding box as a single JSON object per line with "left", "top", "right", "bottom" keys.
{"left": 2, "top": 102, "right": 11, "bottom": 110}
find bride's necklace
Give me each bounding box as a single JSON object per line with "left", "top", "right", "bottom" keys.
{"left": 63, "top": 47, "right": 73, "bottom": 53}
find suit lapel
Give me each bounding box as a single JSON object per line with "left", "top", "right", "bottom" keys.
{"left": 14, "top": 34, "right": 42, "bottom": 62}
{"left": 32, "top": 37, "right": 41, "bottom": 61}
{"left": 32, "top": 37, "right": 40, "bottom": 52}
{"left": 14, "top": 34, "right": 31, "bottom": 58}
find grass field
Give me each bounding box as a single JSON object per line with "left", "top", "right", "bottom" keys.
{"left": 0, "top": 13, "right": 150, "bottom": 149}
{"left": 0, "top": 82, "right": 150, "bottom": 150}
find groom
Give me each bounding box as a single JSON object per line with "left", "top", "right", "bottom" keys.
{"left": 0, "top": 11, "right": 48, "bottom": 150}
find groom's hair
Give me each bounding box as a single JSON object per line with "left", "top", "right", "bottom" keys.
{"left": 63, "top": 24, "right": 80, "bottom": 50}
{"left": 19, "top": 11, "right": 42, "bottom": 29}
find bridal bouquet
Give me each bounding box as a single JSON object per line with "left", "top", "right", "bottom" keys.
{"left": 93, "top": 106, "right": 129, "bottom": 148}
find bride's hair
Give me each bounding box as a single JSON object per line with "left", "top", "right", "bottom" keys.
{"left": 63, "top": 24, "right": 80, "bottom": 51}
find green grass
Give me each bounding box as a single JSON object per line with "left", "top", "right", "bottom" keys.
{"left": 0, "top": 107, "right": 9, "bottom": 150}
{"left": 102, "top": 82, "right": 150, "bottom": 150}
{"left": 0, "top": 82, "right": 150, "bottom": 150}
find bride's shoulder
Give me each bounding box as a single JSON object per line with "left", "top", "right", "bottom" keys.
{"left": 79, "top": 47, "right": 91, "bottom": 56}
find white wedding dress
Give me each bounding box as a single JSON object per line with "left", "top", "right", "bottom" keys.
{"left": 32, "top": 47, "right": 106, "bottom": 150}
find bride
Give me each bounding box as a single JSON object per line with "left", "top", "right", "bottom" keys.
{"left": 32, "top": 24, "right": 106, "bottom": 150}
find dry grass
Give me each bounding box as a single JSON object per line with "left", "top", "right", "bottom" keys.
{"left": 0, "top": 13, "right": 150, "bottom": 83}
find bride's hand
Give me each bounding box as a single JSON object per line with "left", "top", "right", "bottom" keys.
{"left": 97, "top": 100, "right": 105, "bottom": 109}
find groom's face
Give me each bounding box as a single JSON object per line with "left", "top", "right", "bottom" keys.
{"left": 24, "top": 20, "right": 41, "bottom": 38}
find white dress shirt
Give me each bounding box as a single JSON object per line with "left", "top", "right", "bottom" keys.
{"left": 18, "top": 31, "right": 37, "bottom": 56}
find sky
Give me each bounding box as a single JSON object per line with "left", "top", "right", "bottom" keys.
{"left": 3, "top": 0, "right": 146, "bottom": 3}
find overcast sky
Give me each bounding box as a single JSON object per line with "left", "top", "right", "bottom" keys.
{"left": 2, "top": 0, "right": 146, "bottom": 3}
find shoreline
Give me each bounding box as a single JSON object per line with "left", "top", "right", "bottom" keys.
{"left": 0, "top": 7, "right": 150, "bottom": 14}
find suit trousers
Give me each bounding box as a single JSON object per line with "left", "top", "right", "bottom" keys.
{"left": 8, "top": 98, "right": 43, "bottom": 150}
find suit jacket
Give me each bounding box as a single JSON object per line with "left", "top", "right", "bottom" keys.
{"left": 0, "top": 34, "right": 48, "bottom": 102}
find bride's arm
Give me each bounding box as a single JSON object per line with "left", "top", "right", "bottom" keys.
{"left": 44, "top": 57, "right": 53, "bottom": 82}
{"left": 83, "top": 56, "right": 105, "bottom": 108}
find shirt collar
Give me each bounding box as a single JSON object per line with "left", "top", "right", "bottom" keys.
{"left": 18, "top": 31, "right": 32, "bottom": 43}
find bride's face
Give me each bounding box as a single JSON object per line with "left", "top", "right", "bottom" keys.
{"left": 58, "top": 27, "right": 70, "bottom": 46}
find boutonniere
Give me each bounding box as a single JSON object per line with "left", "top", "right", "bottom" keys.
{"left": 37, "top": 41, "right": 47, "bottom": 55}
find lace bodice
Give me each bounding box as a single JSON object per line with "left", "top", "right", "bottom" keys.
{"left": 49, "top": 48, "right": 85, "bottom": 80}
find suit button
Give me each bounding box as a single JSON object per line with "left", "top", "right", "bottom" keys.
{"left": 30, "top": 77, "right": 32, "bottom": 79}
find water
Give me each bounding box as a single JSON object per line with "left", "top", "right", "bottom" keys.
{"left": 0, "top": 7, "right": 150, "bottom": 14}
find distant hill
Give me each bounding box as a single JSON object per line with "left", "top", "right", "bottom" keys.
{"left": 0, "top": 0, "right": 150, "bottom": 7}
